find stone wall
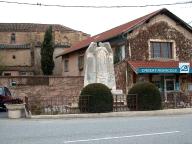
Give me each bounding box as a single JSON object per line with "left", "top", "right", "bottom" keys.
{"left": 0, "top": 48, "right": 31, "bottom": 66}
{"left": 129, "top": 21, "right": 192, "bottom": 61}
{"left": 114, "top": 20, "right": 192, "bottom": 94}
{"left": 0, "top": 76, "right": 84, "bottom": 102}
{"left": 0, "top": 31, "right": 89, "bottom": 47}
{"left": 54, "top": 31, "right": 89, "bottom": 46}
{"left": 0, "top": 28, "right": 89, "bottom": 76}
{"left": 114, "top": 60, "right": 127, "bottom": 94}
{"left": 0, "top": 32, "right": 31, "bottom": 44}
{"left": 0, "top": 69, "right": 128, "bottom": 103}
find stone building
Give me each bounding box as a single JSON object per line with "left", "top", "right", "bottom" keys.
{"left": 0, "top": 23, "right": 89, "bottom": 76}
{"left": 57, "top": 8, "right": 192, "bottom": 101}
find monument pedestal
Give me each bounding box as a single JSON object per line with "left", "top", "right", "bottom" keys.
{"left": 111, "top": 89, "right": 125, "bottom": 104}
{"left": 111, "top": 89, "right": 127, "bottom": 111}
{"left": 111, "top": 89, "right": 123, "bottom": 95}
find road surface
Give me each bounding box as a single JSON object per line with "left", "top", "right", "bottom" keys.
{"left": 0, "top": 114, "right": 191, "bottom": 144}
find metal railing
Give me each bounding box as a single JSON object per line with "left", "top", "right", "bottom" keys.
{"left": 113, "top": 94, "right": 129, "bottom": 112}
{"left": 162, "top": 92, "right": 192, "bottom": 109}
{"left": 28, "top": 96, "right": 79, "bottom": 115}
{"left": 27, "top": 94, "right": 133, "bottom": 115}
{"left": 126, "top": 94, "right": 138, "bottom": 111}
{"left": 26, "top": 91, "right": 192, "bottom": 115}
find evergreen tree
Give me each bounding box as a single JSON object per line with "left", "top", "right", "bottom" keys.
{"left": 41, "top": 26, "right": 55, "bottom": 75}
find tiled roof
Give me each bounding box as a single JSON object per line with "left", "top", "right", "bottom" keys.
{"left": 1, "top": 66, "right": 34, "bottom": 71}
{"left": 0, "top": 43, "right": 71, "bottom": 49}
{"left": 0, "top": 43, "right": 31, "bottom": 49}
{"left": 128, "top": 60, "right": 192, "bottom": 72}
{"left": 57, "top": 8, "right": 192, "bottom": 57}
{"left": 0, "top": 23, "right": 85, "bottom": 33}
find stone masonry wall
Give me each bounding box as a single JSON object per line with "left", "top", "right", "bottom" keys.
{"left": 114, "top": 60, "right": 127, "bottom": 94}
{"left": 129, "top": 21, "right": 192, "bottom": 61}
{"left": 114, "top": 21, "right": 192, "bottom": 94}
{"left": 0, "top": 76, "right": 84, "bottom": 103}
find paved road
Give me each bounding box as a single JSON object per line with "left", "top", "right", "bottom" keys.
{"left": 0, "top": 114, "right": 192, "bottom": 144}
{"left": 0, "top": 111, "right": 7, "bottom": 118}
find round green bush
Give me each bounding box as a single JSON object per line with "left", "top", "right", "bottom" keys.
{"left": 79, "top": 83, "right": 113, "bottom": 113}
{"left": 127, "top": 82, "right": 162, "bottom": 111}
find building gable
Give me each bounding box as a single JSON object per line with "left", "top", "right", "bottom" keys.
{"left": 57, "top": 8, "right": 192, "bottom": 57}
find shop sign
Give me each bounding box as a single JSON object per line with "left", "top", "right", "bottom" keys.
{"left": 136, "top": 62, "right": 192, "bottom": 74}
{"left": 137, "top": 68, "right": 180, "bottom": 74}
{"left": 179, "top": 63, "right": 190, "bottom": 73}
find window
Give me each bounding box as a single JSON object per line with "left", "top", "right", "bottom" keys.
{"left": 4, "top": 73, "right": 11, "bottom": 76}
{"left": 165, "top": 79, "right": 175, "bottom": 91}
{"left": 5, "top": 87, "right": 11, "bottom": 96}
{"left": 11, "top": 33, "right": 16, "bottom": 44}
{"left": 64, "top": 59, "right": 69, "bottom": 72}
{"left": 19, "top": 72, "right": 27, "bottom": 76}
{"left": 0, "top": 87, "right": 4, "bottom": 95}
{"left": 150, "top": 42, "right": 173, "bottom": 59}
{"left": 35, "top": 33, "right": 41, "bottom": 46}
{"left": 12, "top": 55, "right": 16, "bottom": 59}
{"left": 114, "top": 45, "right": 125, "bottom": 64}
{"left": 153, "top": 81, "right": 161, "bottom": 88}
{"left": 78, "top": 55, "right": 84, "bottom": 71}
{"left": 188, "top": 83, "right": 192, "bottom": 91}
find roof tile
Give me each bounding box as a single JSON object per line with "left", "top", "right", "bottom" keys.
{"left": 0, "top": 23, "right": 85, "bottom": 33}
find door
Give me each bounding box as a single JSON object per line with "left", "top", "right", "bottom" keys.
{"left": 164, "top": 79, "right": 175, "bottom": 101}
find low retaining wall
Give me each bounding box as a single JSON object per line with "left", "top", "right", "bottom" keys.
{"left": 0, "top": 76, "right": 84, "bottom": 101}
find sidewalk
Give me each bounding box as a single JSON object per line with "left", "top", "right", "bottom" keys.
{"left": 31, "top": 108, "right": 192, "bottom": 119}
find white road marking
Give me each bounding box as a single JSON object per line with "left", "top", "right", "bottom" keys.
{"left": 63, "top": 131, "right": 180, "bottom": 143}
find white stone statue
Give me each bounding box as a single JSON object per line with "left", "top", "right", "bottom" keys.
{"left": 84, "top": 42, "right": 116, "bottom": 90}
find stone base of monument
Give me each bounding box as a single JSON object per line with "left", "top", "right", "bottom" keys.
{"left": 111, "top": 89, "right": 127, "bottom": 111}
{"left": 112, "top": 89, "right": 124, "bottom": 102}
{"left": 111, "top": 89, "right": 123, "bottom": 95}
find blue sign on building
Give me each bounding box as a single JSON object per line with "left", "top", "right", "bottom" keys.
{"left": 136, "top": 62, "right": 192, "bottom": 74}
{"left": 179, "top": 63, "right": 190, "bottom": 73}
{"left": 137, "top": 68, "right": 180, "bottom": 74}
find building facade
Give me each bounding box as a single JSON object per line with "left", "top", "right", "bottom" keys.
{"left": 0, "top": 23, "right": 89, "bottom": 76}
{"left": 57, "top": 8, "right": 192, "bottom": 102}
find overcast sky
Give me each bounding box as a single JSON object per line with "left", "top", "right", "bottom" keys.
{"left": 0, "top": 0, "right": 191, "bottom": 36}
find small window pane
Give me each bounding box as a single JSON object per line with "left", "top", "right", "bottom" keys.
{"left": 4, "top": 73, "right": 11, "bottom": 76}
{"left": 166, "top": 80, "right": 175, "bottom": 91}
{"left": 114, "top": 47, "right": 121, "bottom": 64}
{"left": 0, "top": 88, "right": 4, "bottom": 95}
{"left": 161, "top": 43, "right": 168, "bottom": 58}
{"left": 151, "top": 42, "right": 160, "bottom": 58}
{"left": 78, "top": 55, "right": 84, "bottom": 71}
{"left": 64, "top": 59, "right": 69, "bottom": 72}
{"left": 168, "top": 43, "right": 172, "bottom": 58}
{"left": 5, "top": 87, "right": 11, "bottom": 96}
{"left": 11, "top": 33, "right": 16, "bottom": 44}
{"left": 121, "top": 45, "right": 125, "bottom": 60}
{"left": 19, "top": 72, "right": 27, "bottom": 76}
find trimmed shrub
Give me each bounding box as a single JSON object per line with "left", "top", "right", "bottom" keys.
{"left": 127, "top": 82, "right": 162, "bottom": 111}
{"left": 79, "top": 83, "right": 113, "bottom": 113}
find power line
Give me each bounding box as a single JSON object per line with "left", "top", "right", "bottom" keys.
{"left": 0, "top": 0, "right": 192, "bottom": 8}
